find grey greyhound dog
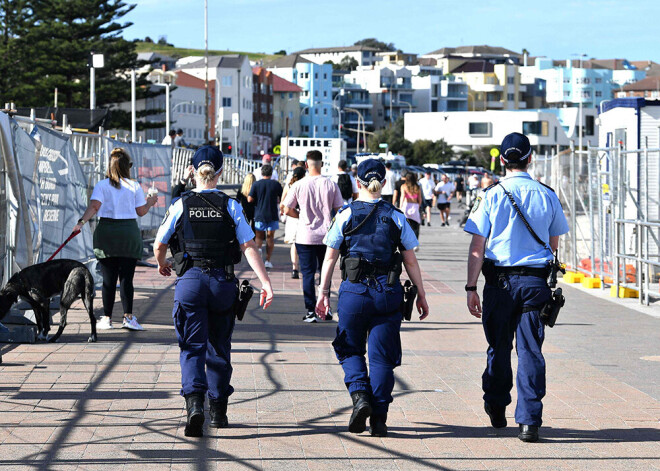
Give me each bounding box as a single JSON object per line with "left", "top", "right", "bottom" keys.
{"left": 0, "top": 259, "right": 97, "bottom": 343}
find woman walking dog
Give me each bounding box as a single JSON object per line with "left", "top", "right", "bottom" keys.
{"left": 73, "top": 147, "right": 158, "bottom": 331}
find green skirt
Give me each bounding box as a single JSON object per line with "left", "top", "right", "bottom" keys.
{"left": 93, "top": 218, "right": 143, "bottom": 260}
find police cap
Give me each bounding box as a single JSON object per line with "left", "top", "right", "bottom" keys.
{"left": 500, "top": 132, "right": 532, "bottom": 163}
{"left": 192, "top": 145, "right": 224, "bottom": 173}
{"left": 357, "top": 158, "right": 386, "bottom": 186}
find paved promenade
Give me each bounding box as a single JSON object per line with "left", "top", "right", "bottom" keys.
{"left": 1, "top": 208, "right": 659, "bottom": 470}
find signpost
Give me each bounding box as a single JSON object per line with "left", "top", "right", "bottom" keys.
{"left": 232, "top": 112, "right": 239, "bottom": 157}
{"left": 490, "top": 147, "right": 500, "bottom": 171}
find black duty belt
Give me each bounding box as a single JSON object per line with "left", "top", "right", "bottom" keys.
{"left": 192, "top": 260, "right": 224, "bottom": 269}
{"left": 493, "top": 266, "right": 549, "bottom": 279}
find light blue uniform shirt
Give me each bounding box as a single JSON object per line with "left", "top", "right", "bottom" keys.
{"left": 324, "top": 198, "right": 419, "bottom": 251}
{"left": 464, "top": 172, "right": 569, "bottom": 267}
{"left": 155, "top": 189, "right": 255, "bottom": 245}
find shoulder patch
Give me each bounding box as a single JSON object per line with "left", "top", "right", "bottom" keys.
{"left": 471, "top": 196, "right": 482, "bottom": 213}
{"left": 538, "top": 181, "right": 556, "bottom": 193}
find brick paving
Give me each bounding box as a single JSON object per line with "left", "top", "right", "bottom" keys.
{"left": 1, "top": 208, "right": 659, "bottom": 470}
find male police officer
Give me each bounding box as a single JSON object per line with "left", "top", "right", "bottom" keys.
{"left": 464, "top": 132, "right": 569, "bottom": 442}
{"left": 154, "top": 146, "right": 273, "bottom": 437}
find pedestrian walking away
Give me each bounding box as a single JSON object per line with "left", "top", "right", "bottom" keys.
{"left": 434, "top": 174, "right": 455, "bottom": 226}
{"left": 73, "top": 147, "right": 158, "bottom": 331}
{"left": 419, "top": 170, "right": 435, "bottom": 226}
{"left": 331, "top": 159, "right": 359, "bottom": 205}
{"left": 316, "top": 158, "right": 430, "bottom": 437}
{"left": 283, "top": 150, "right": 343, "bottom": 323}
{"left": 399, "top": 172, "right": 422, "bottom": 249}
{"left": 464, "top": 132, "right": 569, "bottom": 443}
{"left": 454, "top": 174, "right": 465, "bottom": 204}
{"left": 381, "top": 161, "right": 395, "bottom": 204}
{"left": 249, "top": 164, "right": 283, "bottom": 269}
{"left": 391, "top": 169, "right": 407, "bottom": 210}
{"left": 281, "top": 166, "right": 307, "bottom": 279}
{"left": 235, "top": 173, "right": 256, "bottom": 233}
{"left": 154, "top": 145, "right": 274, "bottom": 438}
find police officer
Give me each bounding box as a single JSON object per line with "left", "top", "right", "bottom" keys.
{"left": 464, "top": 132, "right": 569, "bottom": 442}
{"left": 315, "top": 159, "right": 430, "bottom": 437}
{"left": 154, "top": 146, "right": 274, "bottom": 437}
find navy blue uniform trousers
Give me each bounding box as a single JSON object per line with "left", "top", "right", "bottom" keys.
{"left": 173, "top": 267, "right": 237, "bottom": 400}
{"left": 333, "top": 276, "right": 403, "bottom": 415}
{"left": 481, "top": 274, "right": 551, "bottom": 426}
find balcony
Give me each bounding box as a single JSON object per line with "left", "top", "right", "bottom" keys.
{"left": 471, "top": 84, "right": 503, "bottom": 92}
{"left": 486, "top": 101, "right": 504, "bottom": 109}
{"left": 344, "top": 99, "right": 372, "bottom": 107}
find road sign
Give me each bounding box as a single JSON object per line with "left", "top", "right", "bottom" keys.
{"left": 379, "top": 143, "right": 388, "bottom": 149}
{"left": 273, "top": 145, "right": 281, "bottom": 155}
{"left": 232, "top": 113, "right": 239, "bottom": 127}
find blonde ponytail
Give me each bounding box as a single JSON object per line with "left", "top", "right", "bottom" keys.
{"left": 367, "top": 179, "right": 382, "bottom": 194}
{"left": 196, "top": 164, "right": 216, "bottom": 185}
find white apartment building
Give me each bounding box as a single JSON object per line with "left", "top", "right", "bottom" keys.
{"left": 178, "top": 55, "right": 254, "bottom": 157}
{"left": 407, "top": 66, "right": 469, "bottom": 112}
{"left": 345, "top": 66, "right": 414, "bottom": 129}
{"left": 404, "top": 109, "right": 598, "bottom": 153}
{"left": 296, "top": 46, "right": 381, "bottom": 67}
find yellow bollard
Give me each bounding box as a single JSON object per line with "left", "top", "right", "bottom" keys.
{"left": 562, "top": 271, "right": 584, "bottom": 283}
{"left": 609, "top": 286, "right": 639, "bottom": 298}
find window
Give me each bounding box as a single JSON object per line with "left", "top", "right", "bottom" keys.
{"left": 585, "top": 115, "right": 595, "bottom": 136}
{"left": 314, "top": 91, "right": 318, "bottom": 97}
{"left": 595, "top": 78, "right": 602, "bottom": 84}
{"left": 222, "top": 97, "right": 232, "bottom": 107}
{"left": 583, "top": 78, "right": 591, "bottom": 84}
{"left": 595, "top": 90, "right": 602, "bottom": 97}
{"left": 563, "top": 78, "right": 570, "bottom": 83}
{"left": 222, "top": 76, "right": 232, "bottom": 87}
{"left": 469, "top": 122, "right": 491, "bottom": 136}
{"left": 507, "top": 77, "right": 515, "bottom": 85}
{"left": 288, "top": 111, "right": 293, "bottom": 119}
{"left": 323, "top": 91, "right": 327, "bottom": 97}
{"left": 324, "top": 73, "right": 327, "bottom": 79}
{"left": 280, "top": 92, "right": 285, "bottom": 99}
{"left": 507, "top": 93, "right": 515, "bottom": 101}
{"left": 314, "top": 108, "right": 318, "bottom": 115}
{"left": 564, "top": 91, "right": 570, "bottom": 97}
{"left": 288, "top": 92, "right": 293, "bottom": 99}
{"left": 522, "top": 120, "right": 549, "bottom": 136}
{"left": 315, "top": 73, "right": 318, "bottom": 79}
{"left": 323, "top": 108, "right": 327, "bottom": 115}
{"left": 323, "top": 126, "right": 327, "bottom": 132}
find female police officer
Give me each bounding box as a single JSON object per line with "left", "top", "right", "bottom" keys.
{"left": 315, "top": 159, "right": 430, "bottom": 437}
{"left": 154, "top": 146, "right": 274, "bottom": 437}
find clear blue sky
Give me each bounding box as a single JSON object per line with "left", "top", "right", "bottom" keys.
{"left": 123, "top": 0, "right": 660, "bottom": 62}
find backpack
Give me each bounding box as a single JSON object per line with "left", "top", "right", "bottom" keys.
{"left": 337, "top": 173, "right": 354, "bottom": 201}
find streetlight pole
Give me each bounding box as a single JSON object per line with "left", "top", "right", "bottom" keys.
{"left": 204, "top": 0, "right": 209, "bottom": 142}
{"left": 573, "top": 53, "right": 587, "bottom": 152}
{"left": 130, "top": 69, "right": 136, "bottom": 140}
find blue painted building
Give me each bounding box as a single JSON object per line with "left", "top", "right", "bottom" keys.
{"left": 266, "top": 54, "right": 335, "bottom": 138}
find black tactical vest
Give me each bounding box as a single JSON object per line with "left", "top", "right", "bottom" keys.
{"left": 169, "top": 191, "right": 242, "bottom": 276}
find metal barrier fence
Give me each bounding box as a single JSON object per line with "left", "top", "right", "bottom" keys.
{"left": 530, "top": 145, "right": 660, "bottom": 305}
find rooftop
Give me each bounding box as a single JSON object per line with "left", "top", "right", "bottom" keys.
{"left": 425, "top": 45, "right": 521, "bottom": 58}
{"left": 179, "top": 54, "right": 246, "bottom": 69}
{"left": 264, "top": 54, "right": 313, "bottom": 69}
{"left": 294, "top": 45, "right": 380, "bottom": 54}
{"left": 621, "top": 75, "right": 660, "bottom": 92}
{"left": 271, "top": 73, "right": 303, "bottom": 93}
{"left": 450, "top": 60, "right": 495, "bottom": 74}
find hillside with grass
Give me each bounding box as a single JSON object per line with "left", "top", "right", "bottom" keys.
{"left": 134, "top": 41, "right": 277, "bottom": 62}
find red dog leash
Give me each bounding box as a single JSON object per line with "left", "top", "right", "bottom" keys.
{"left": 46, "top": 230, "right": 80, "bottom": 262}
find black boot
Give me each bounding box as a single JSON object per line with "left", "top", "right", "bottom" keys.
{"left": 369, "top": 413, "right": 388, "bottom": 437}
{"left": 209, "top": 398, "right": 229, "bottom": 428}
{"left": 518, "top": 424, "right": 539, "bottom": 442}
{"left": 348, "top": 391, "right": 372, "bottom": 434}
{"left": 184, "top": 393, "right": 205, "bottom": 437}
{"left": 484, "top": 402, "right": 507, "bottom": 428}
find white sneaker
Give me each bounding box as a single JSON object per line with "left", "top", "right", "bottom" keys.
{"left": 122, "top": 316, "right": 144, "bottom": 331}
{"left": 96, "top": 316, "right": 113, "bottom": 330}
{"left": 264, "top": 260, "right": 273, "bottom": 269}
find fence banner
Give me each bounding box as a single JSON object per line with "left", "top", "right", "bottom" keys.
{"left": 35, "top": 125, "right": 94, "bottom": 262}
{"left": 103, "top": 139, "right": 172, "bottom": 230}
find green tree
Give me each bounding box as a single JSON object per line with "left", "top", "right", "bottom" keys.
{"left": 0, "top": 0, "right": 37, "bottom": 104}
{"left": 339, "top": 55, "right": 358, "bottom": 71}
{"left": 4, "top": 0, "right": 139, "bottom": 109}
{"left": 354, "top": 38, "right": 395, "bottom": 51}
{"left": 273, "top": 49, "right": 286, "bottom": 56}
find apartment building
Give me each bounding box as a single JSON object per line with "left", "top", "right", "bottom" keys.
{"left": 521, "top": 58, "right": 646, "bottom": 109}
{"left": 272, "top": 74, "right": 302, "bottom": 144}
{"left": 252, "top": 67, "right": 274, "bottom": 156}
{"left": 375, "top": 51, "right": 418, "bottom": 66}
{"left": 616, "top": 76, "right": 660, "bottom": 99}
{"left": 421, "top": 45, "right": 522, "bottom": 73}
{"left": 295, "top": 45, "right": 381, "bottom": 67}
{"left": 344, "top": 66, "right": 414, "bottom": 129}
{"left": 451, "top": 61, "right": 526, "bottom": 110}
{"left": 178, "top": 55, "right": 253, "bottom": 156}
{"left": 408, "top": 66, "right": 468, "bottom": 112}
{"left": 404, "top": 108, "right": 598, "bottom": 154}
{"left": 266, "top": 54, "right": 334, "bottom": 138}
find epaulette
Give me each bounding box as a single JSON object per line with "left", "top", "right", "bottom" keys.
{"left": 483, "top": 181, "right": 500, "bottom": 192}
{"left": 538, "top": 181, "right": 556, "bottom": 193}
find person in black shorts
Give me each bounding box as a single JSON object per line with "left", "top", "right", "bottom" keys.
{"left": 454, "top": 175, "right": 465, "bottom": 204}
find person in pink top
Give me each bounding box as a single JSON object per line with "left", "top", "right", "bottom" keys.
{"left": 283, "top": 150, "right": 343, "bottom": 323}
